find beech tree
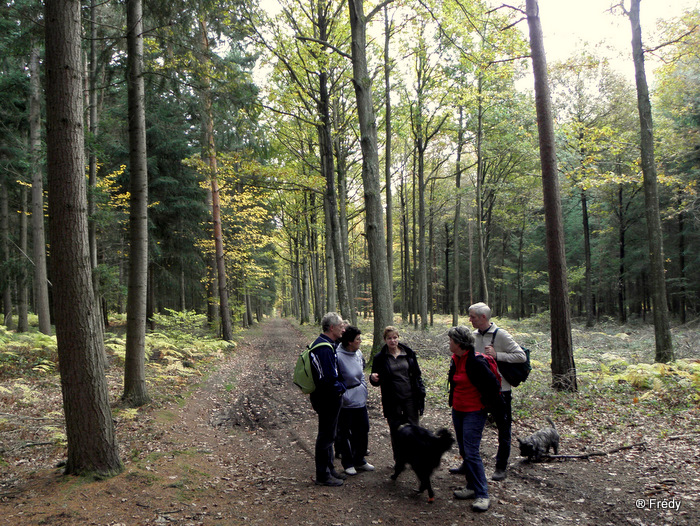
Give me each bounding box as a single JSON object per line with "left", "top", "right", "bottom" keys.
{"left": 348, "top": 0, "right": 393, "bottom": 354}
{"left": 44, "top": 0, "right": 122, "bottom": 475}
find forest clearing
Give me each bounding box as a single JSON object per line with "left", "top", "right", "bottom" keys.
{"left": 1, "top": 315, "right": 698, "bottom": 525}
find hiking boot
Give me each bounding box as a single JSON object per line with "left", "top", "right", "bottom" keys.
{"left": 330, "top": 470, "right": 348, "bottom": 480}
{"left": 314, "top": 475, "right": 344, "bottom": 487}
{"left": 449, "top": 462, "right": 467, "bottom": 475}
{"left": 344, "top": 466, "right": 357, "bottom": 476}
{"left": 472, "top": 497, "right": 490, "bottom": 512}
{"left": 453, "top": 487, "right": 476, "bottom": 500}
{"left": 356, "top": 462, "right": 375, "bottom": 472}
{"left": 492, "top": 468, "right": 507, "bottom": 481}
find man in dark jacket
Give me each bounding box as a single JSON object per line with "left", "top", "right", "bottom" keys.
{"left": 309, "top": 312, "right": 346, "bottom": 486}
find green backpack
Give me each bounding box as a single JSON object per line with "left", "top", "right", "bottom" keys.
{"left": 293, "top": 341, "right": 333, "bottom": 394}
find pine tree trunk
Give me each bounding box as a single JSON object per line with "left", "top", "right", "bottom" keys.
{"left": 29, "top": 44, "right": 52, "bottom": 335}
{"left": 198, "top": 19, "right": 233, "bottom": 341}
{"left": 123, "top": 0, "right": 151, "bottom": 406}
{"left": 45, "top": 0, "right": 122, "bottom": 475}
{"left": 628, "top": 0, "right": 674, "bottom": 362}
{"left": 525, "top": 0, "right": 577, "bottom": 391}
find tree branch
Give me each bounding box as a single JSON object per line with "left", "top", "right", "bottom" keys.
{"left": 295, "top": 36, "right": 352, "bottom": 59}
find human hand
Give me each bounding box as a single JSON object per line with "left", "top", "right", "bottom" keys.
{"left": 370, "top": 373, "right": 379, "bottom": 383}
{"left": 484, "top": 345, "right": 496, "bottom": 358}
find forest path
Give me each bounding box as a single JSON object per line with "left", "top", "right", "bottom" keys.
{"left": 2, "top": 317, "right": 696, "bottom": 525}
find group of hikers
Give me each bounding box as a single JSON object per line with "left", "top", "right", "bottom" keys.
{"left": 305, "top": 304, "right": 527, "bottom": 513}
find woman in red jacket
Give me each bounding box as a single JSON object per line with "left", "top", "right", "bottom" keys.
{"left": 447, "top": 326, "right": 504, "bottom": 513}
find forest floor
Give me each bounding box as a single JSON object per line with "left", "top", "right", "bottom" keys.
{"left": 1, "top": 316, "right": 699, "bottom": 525}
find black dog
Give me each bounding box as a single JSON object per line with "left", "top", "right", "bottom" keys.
{"left": 391, "top": 424, "right": 454, "bottom": 502}
{"left": 518, "top": 416, "right": 559, "bottom": 461}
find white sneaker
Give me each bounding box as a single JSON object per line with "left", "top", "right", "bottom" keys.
{"left": 472, "top": 497, "right": 490, "bottom": 512}
{"left": 356, "top": 462, "right": 375, "bottom": 472}
{"left": 344, "top": 466, "right": 357, "bottom": 476}
{"left": 453, "top": 488, "right": 476, "bottom": 500}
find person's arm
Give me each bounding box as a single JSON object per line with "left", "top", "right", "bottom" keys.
{"left": 493, "top": 329, "right": 526, "bottom": 363}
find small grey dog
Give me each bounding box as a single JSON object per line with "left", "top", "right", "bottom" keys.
{"left": 518, "top": 417, "right": 559, "bottom": 461}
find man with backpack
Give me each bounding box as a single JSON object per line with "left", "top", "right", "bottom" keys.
{"left": 449, "top": 302, "right": 526, "bottom": 482}
{"left": 308, "top": 312, "right": 347, "bottom": 486}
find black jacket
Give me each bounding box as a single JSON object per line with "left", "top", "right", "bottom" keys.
{"left": 370, "top": 342, "right": 426, "bottom": 416}
{"left": 448, "top": 349, "right": 505, "bottom": 415}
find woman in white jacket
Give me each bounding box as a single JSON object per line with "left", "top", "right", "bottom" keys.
{"left": 336, "top": 326, "right": 375, "bottom": 476}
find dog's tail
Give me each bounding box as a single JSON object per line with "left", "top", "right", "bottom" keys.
{"left": 545, "top": 416, "right": 556, "bottom": 429}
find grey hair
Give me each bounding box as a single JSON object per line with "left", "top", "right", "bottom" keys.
{"left": 448, "top": 326, "right": 475, "bottom": 350}
{"left": 468, "top": 302, "right": 491, "bottom": 320}
{"left": 321, "top": 311, "right": 343, "bottom": 332}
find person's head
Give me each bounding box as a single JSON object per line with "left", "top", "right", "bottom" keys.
{"left": 448, "top": 326, "right": 475, "bottom": 356}
{"left": 383, "top": 326, "right": 400, "bottom": 348}
{"left": 341, "top": 325, "right": 362, "bottom": 351}
{"left": 321, "top": 311, "right": 344, "bottom": 340}
{"left": 468, "top": 302, "right": 491, "bottom": 331}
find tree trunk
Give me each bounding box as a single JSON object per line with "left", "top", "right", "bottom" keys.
{"left": 17, "top": 182, "right": 28, "bottom": 332}
{"left": 525, "top": 0, "right": 577, "bottom": 392}
{"left": 628, "top": 0, "right": 673, "bottom": 362}
{"left": 1, "top": 181, "right": 13, "bottom": 330}
{"left": 384, "top": 6, "right": 394, "bottom": 298}
{"left": 123, "top": 0, "right": 151, "bottom": 407}
{"left": 475, "top": 76, "right": 489, "bottom": 304}
{"left": 348, "top": 0, "right": 394, "bottom": 356}
{"left": 199, "top": 19, "right": 233, "bottom": 341}
{"left": 88, "top": 0, "right": 104, "bottom": 335}
{"left": 452, "top": 107, "right": 464, "bottom": 326}
{"left": 45, "top": 0, "right": 122, "bottom": 476}
{"left": 29, "top": 44, "right": 52, "bottom": 335}
{"left": 581, "top": 189, "right": 594, "bottom": 327}
{"left": 618, "top": 185, "right": 627, "bottom": 324}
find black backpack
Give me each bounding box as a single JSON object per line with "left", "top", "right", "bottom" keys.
{"left": 491, "top": 329, "right": 532, "bottom": 387}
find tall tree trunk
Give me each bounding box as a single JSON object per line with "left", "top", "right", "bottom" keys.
{"left": 199, "top": 19, "right": 233, "bottom": 341}
{"left": 628, "top": 0, "right": 673, "bottom": 362}
{"left": 618, "top": 185, "right": 627, "bottom": 324}
{"left": 678, "top": 207, "right": 686, "bottom": 324}
{"left": 29, "top": 44, "right": 52, "bottom": 335}
{"left": 525, "top": 0, "right": 577, "bottom": 392}
{"left": 581, "top": 189, "right": 594, "bottom": 327}
{"left": 88, "top": 0, "right": 104, "bottom": 333}
{"left": 475, "top": 75, "right": 488, "bottom": 304}
{"left": 452, "top": 107, "right": 464, "bottom": 325}
{"left": 348, "top": 0, "right": 393, "bottom": 356}
{"left": 333, "top": 100, "right": 357, "bottom": 324}
{"left": 1, "top": 181, "right": 13, "bottom": 330}
{"left": 417, "top": 137, "right": 428, "bottom": 330}
{"left": 384, "top": 6, "right": 394, "bottom": 294}
{"left": 17, "top": 182, "right": 28, "bottom": 332}
{"left": 45, "top": 0, "right": 122, "bottom": 476}
{"left": 123, "top": 0, "right": 151, "bottom": 406}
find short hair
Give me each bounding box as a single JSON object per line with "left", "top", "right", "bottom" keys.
{"left": 321, "top": 312, "right": 343, "bottom": 332}
{"left": 341, "top": 325, "right": 362, "bottom": 346}
{"left": 468, "top": 302, "right": 491, "bottom": 320}
{"left": 383, "top": 325, "right": 399, "bottom": 339}
{"left": 448, "top": 326, "right": 475, "bottom": 350}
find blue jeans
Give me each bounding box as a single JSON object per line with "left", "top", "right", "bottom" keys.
{"left": 452, "top": 408, "right": 488, "bottom": 499}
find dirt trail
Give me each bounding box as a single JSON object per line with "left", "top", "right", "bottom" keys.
{"left": 1, "top": 317, "right": 696, "bottom": 525}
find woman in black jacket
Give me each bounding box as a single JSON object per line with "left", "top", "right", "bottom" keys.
{"left": 369, "top": 326, "right": 426, "bottom": 464}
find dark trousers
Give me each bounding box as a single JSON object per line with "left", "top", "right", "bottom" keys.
{"left": 337, "top": 406, "right": 369, "bottom": 469}
{"left": 494, "top": 390, "right": 512, "bottom": 470}
{"left": 311, "top": 393, "right": 342, "bottom": 481}
{"left": 385, "top": 397, "right": 419, "bottom": 461}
